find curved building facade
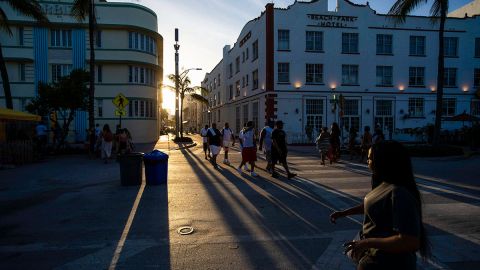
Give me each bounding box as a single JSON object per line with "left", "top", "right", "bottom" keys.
{"left": 203, "top": 0, "right": 480, "bottom": 142}
{"left": 0, "top": 0, "right": 163, "bottom": 143}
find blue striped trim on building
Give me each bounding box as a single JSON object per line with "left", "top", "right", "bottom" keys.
{"left": 72, "top": 29, "right": 88, "bottom": 142}
{"left": 33, "top": 27, "right": 48, "bottom": 95}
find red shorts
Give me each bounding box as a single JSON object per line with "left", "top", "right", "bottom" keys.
{"left": 242, "top": 147, "right": 257, "bottom": 162}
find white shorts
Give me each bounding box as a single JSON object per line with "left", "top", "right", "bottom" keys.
{"left": 223, "top": 141, "right": 230, "bottom": 149}
{"left": 210, "top": 145, "right": 221, "bottom": 156}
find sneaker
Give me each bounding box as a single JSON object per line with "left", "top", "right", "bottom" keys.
{"left": 287, "top": 173, "right": 297, "bottom": 179}
{"left": 251, "top": 171, "right": 258, "bottom": 177}
{"left": 237, "top": 167, "right": 242, "bottom": 174}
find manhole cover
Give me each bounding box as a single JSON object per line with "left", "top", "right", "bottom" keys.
{"left": 177, "top": 226, "right": 194, "bottom": 235}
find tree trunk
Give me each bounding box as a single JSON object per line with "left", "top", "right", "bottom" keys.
{"left": 180, "top": 93, "right": 184, "bottom": 138}
{"left": 0, "top": 42, "right": 13, "bottom": 109}
{"left": 433, "top": 8, "right": 447, "bottom": 146}
{"left": 88, "top": 1, "right": 96, "bottom": 153}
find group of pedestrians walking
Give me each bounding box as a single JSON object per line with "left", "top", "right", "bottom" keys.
{"left": 94, "top": 124, "right": 134, "bottom": 164}
{"left": 200, "top": 120, "right": 296, "bottom": 179}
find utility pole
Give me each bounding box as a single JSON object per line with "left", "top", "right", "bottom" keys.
{"left": 174, "top": 28, "right": 180, "bottom": 138}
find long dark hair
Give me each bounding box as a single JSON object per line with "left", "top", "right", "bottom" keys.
{"left": 370, "top": 141, "right": 430, "bottom": 259}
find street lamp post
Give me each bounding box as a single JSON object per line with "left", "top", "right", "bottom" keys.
{"left": 174, "top": 28, "right": 180, "bottom": 138}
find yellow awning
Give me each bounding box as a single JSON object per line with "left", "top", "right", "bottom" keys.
{"left": 0, "top": 108, "right": 41, "bottom": 121}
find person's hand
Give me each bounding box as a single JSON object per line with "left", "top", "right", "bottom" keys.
{"left": 329, "top": 211, "right": 344, "bottom": 224}
{"left": 343, "top": 239, "right": 369, "bottom": 261}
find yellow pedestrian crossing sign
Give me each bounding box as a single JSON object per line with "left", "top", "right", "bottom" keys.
{"left": 113, "top": 93, "right": 129, "bottom": 109}
{"left": 115, "top": 108, "right": 127, "bottom": 116}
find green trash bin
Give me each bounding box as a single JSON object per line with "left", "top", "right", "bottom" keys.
{"left": 118, "top": 152, "right": 144, "bottom": 186}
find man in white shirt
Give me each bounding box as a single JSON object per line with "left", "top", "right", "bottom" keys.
{"left": 237, "top": 121, "right": 258, "bottom": 177}
{"left": 258, "top": 120, "right": 274, "bottom": 173}
{"left": 200, "top": 124, "right": 211, "bottom": 159}
{"left": 221, "top": 122, "right": 235, "bottom": 165}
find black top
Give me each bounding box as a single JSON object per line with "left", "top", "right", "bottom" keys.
{"left": 207, "top": 128, "right": 221, "bottom": 146}
{"left": 362, "top": 182, "right": 421, "bottom": 269}
{"left": 272, "top": 129, "right": 287, "bottom": 154}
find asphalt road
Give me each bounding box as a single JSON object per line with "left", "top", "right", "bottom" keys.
{"left": 0, "top": 137, "right": 478, "bottom": 269}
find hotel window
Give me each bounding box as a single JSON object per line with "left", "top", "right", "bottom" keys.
{"left": 235, "top": 81, "right": 240, "bottom": 96}
{"left": 229, "top": 63, "right": 233, "bottom": 78}
{"left": 376, "top": 34, "right": 393, "bottom": 55}
{"left": 140, "top": 68, "right": 145, "bottom": 84}
{"left": 218, "top": 92, "right": 221, "bottom": 105}
{"left": 140, "top": 101, "right": 145, "bottom": 117}
{"left": 376, "top": 66, "right": 393, "bottom": 86}
{"left": 409, "top": 36, "right": 425, "bottom": 56}
{"left": 476, "top": 38, "right": 480, "bottom": 57}
{"left": 306, "top": 99, "right": 324, "bottom": 133}
{"left": 278, "top": 30, "right": 290, "bottom": 50}
{"left": 246, "top": 48, "right": 249, "bottom": 60}
{"left": 19, "top": 63, "right": 26, "bottom": 81}
{"left": 252, "top": 102, "right": 259, "bottom": 131}
{"left": 243, "top": 104, "right": 249, "bottom": 126}
{"left": 128, "top": 32, "right": 133, "bottom": 48}
{"left": 229, "top": 85, "right": 233, "bottom": 99}
{"left": 242, "top": 51, "right": 245, "bottom": 63}
{"left": 409, "top": 67, "right": 425, "bottom": 86}
{"left": 218, "top": 74, "right": 221, "bottom": 86}
{"left": 97, "top": 65, "right": 103, "bottom": 83}
{"left": 306, "top": 31, "right": 323, "bottom": 51}
{"left": 140, "top": 34, "right": 145, "bottom": 50}
{"left": 246, "top": 74, "right": 249, "bottom": 86}
{"left": 444, "top": 37, "right": 458, "bottom": 57}
{"left": 278, "top": 63, "right": 290, "bottom": 83}
{"left": 236, "top": 57, "right": 240, "bottom": 74}
{"left": 342, "top": 65, "right": 359, "bottom": 85}
{"left": 408, "top": 98, "right": 424, "bottom": 117}
{"left": 128, "top": 102, "right": 133, "bottom": 117}
{"left": 135, "top": 33, "right": 139, "bottom": 49}
{"left": 444, "top": 68, "right": 457, "bottom": 87}
{"left": 213, "top": 78, "right": 217, "bottom": 89}
{"left": 474, "top": 68, "right": 480, "bottom": 87}
{"left": 96, "top": 30, "right": 102, "bottom": 47}
{"left": 342, "top": 99, "right": 360, "bottom": 133}
{"left": 442, "top": 98, "right": 456, "bottom": 117}
{"left": 242, "top": 76, "right": 245, "bottom": 88}
{"left": 97, "top": 100, "right": 103, "bottom": 117}
{"left": 128, "top": 66, "right": 133, "bottom": 82}
{"left": 306, "top": 64, "right": 323, "bottom": 84}
{"left": 252, "top": 40, "right": 259, "bottom": 60}
{"left": 51, "top": 64, "right": 72, "bottom": 82}
{"left": 252, "top": 69, "right": 258, "bottom": 90}
{"left": 235, "top": 106, "right": 241, "bottom": 132}
{"left": 472, "top": 100, "right": 480, "bottom": 116}
{"left": 146, "top": 36, "right": 150, "bottom": 52}
{"left": 135, "top": 67, "right": 139, "bottom": 83}
{"left": 18, "top": 27, "right": 24, "bottom": 46}
{"left": 375, "top": 100, "right": 394, "bottom": 132}
{"left": 342, "top": 33, "right": 359, "bottom": 54}
{"left": 51, "top": 29, "right": 72, "bottom": 47}
{"left": 134, "top": 100, "right": 139, "bottom": 116}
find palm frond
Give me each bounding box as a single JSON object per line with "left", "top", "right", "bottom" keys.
{"left": 0, "top": 8, "right": 12, "bottom": 36}
{"left": 388, "top": 0, "right": 428, "bottom": 24}
{"left": 71, "top": 0, "right": 89, "bottom": 21}
{"left": 7, "top": 0, "right": 48, "bottom": 23}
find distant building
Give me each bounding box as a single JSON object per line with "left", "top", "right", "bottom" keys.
{"left": 202, "top": 0, "right": 480, "bottom": 142}
{"left": 0, "top": 0, "right": 163, "bottom": 143}
{"left": 183, "top": 95, "right": 205, "bottom": 133}
{"left": 448, "top": 0, "right": 480, "bottom": 18}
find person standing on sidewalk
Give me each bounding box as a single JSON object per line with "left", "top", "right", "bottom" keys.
{"left": 238, "top": 122, "right": 249, "bottom": 171}
{"left": 258, "top": 120, "right": 274, "bottom": 173}
{"left": 221, "top": 122, "right": 235, "bottom": 165}
{"left": 100, "top": 124, "right": 113, "bottom": 164}
{"left": 329, "top": 141, "right": 430, "bottom": 269}
{"left": 237, "top": 121, "right": 258, "bottom": 177}
{"left": 200, "top": 124, "right": 211, "bottom": 159}
{"left": 359, "top": 126, "right": 372, "bottom": 163}
{"left": 329, "top": 122, "right": 341, "bottom": 163}
{"left": 207, "top": 123, "right": 222, "bottom": 169}
{"left": 315, "top": 127, "right": 331, "bottom": 165}
{"left": 271, "top": 120, "right": 296, "bottom": 179}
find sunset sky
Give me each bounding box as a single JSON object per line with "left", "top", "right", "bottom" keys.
{"left": 112, "top": 0, "right": 472, "bottom": 113}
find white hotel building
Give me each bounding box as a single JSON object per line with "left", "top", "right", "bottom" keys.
{"left": 202, "top": 0, "right": 480, "bottom": 142}
{"left": 0, "top": 0, "right": 163, "bottom": 143}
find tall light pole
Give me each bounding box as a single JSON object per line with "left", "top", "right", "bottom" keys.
{"left": 174, "top": 28, "right": 180, "bottom": 138}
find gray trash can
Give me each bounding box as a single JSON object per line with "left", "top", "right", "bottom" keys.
{"left": 118, "top": 152, "right": 144, "bottom": 186}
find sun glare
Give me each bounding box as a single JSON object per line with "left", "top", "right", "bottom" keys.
{"left": 162, "top": 88, "right": 176, "bottom": 114}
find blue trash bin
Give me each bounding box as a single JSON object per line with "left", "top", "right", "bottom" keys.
{"left": 144, "top": 150, "right": 169, "bottom": 185}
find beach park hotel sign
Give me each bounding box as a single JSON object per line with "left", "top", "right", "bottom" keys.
{"left": 40, "top": 3, "right": 73, "bottom": 17}
{"left": 307, "top": 14, "right": 358, "bottom": 28}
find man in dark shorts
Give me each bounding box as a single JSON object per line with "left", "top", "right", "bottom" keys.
{"left": 200, "top": 124, "right": 211, "bottom": 159}
{"left": 207, "top": 123, "right": 222, "bottom": 169}
{"left": 271, "top": 120, "right": 296, "bottom": 179}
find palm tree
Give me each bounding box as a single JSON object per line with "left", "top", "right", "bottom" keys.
{"left": 167, "top": 74, "right": 207, "bottom": 138}
{"left": 0, "top": 0, "right": 48, "bottom": 109}
{"left": 71, "top": 0, "right": 96, "bottom": 149}
{"left": 389, "top": 0, "right": 449, "bottom": 146}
